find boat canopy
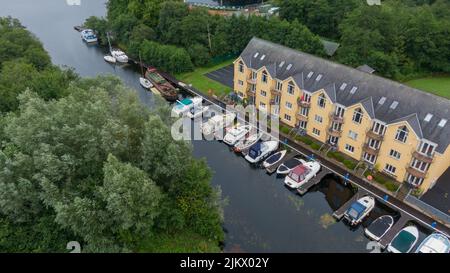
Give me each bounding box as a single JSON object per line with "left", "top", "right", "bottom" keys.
{"left": 347, "top": 201, "right": 366, "bottom": 220}
{"left": 179, "top": 98, "right": 193, "bottom": 106}
{"left": 391, "top": 230, "right": 416, "bottom": 253}
{"left": 265, "top": 152, "right": 282, "bottom": 164}
{"left": 248, "top": 142, "right": 262, "bottom": 159}
{"left": 288, "top": 165, "right": 310, "bottom": 182}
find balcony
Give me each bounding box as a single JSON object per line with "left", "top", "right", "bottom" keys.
{"left": 247, "top": 91, "right": 255, "bottom": 97}
{"left": 296, "top": 113, "right": 308, "bottom": 122}
{"left": 246, "top": 77, "right": 257, "bottom": 84}
{"left": 271, "top": 87, "right": 281, "bottom": 96}
{"left": 406, "top": 166, "right": 427, "bottom": 179}
{"left": 412, "top": 150, "right": 433, "bottom": 164}
{"left": 366, "top": 129, "right": 384, "bottom": 141}
{"left": 329, "top": 113, "right": 344, "bottom": 123}
{"left": 297, "top": 98, "right": 311, "bottom": 108}
{"left": 362, "top": 143, "right": 379, "bottom": 156}
{"left": 327, "top": 127, "right": 342, "bottom": 137}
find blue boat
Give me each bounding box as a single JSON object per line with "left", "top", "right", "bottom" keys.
{"left": 81, "top": 29, "right": 98, "bottom": 43}
{"left": 343, "top": 196, "right": 375, "bottom": 226}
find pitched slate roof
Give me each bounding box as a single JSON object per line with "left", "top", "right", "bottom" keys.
{"left": 239, "top": 37, "right": 450, "bottom": 153}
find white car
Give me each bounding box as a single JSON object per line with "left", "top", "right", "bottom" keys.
{"left": 284, "top": 161, "right": 321, "bottom": 189}
{"left": 223, "top": 125, "right": 251, "bottom": 146}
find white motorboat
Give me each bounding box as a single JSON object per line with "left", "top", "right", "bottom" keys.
{"left": 262, "top": 150, "right": 287, "bottom": 169}
{"left": 172, "top": 97, "right": 203, "bottom": 117}
{"left": 276, "top": 157, "right": 303, "bottom": 175}
{"left": 110, "top": 49, "right": 129, "bottom": 63}
{"left": 387, "top": 225, "right": 419, "bottom": 253}
{"left": 81, "top": 29, "right": 98, "bottom": 43}
{"left": 104, "top": 55, "right": 116, "bottom": 63}
{"left": 244, "top": 141, "right": 279, "bottom": 164}
{"left": 343, "top": 196, "right": 375, "bottom": 226}
{"left": 364, "top": 215, "right": 394, "bottom": 241}
{"left": 415, "top": 232, "right": 450, "bottom": 253}
{"left": 186, "top": 105, "right": 209, "bottom": 119}
{"left": 284, "top": 160, "right": 321, "bottom": 189}
{"left": 202, "top": 112, "right": 236, "bottom": 136}
{"left": 139, "top": 77, "right": 153, "bottom": 89}
{"left": 233, "top": 131, "right": 261, "bottom": 153}
{"left": 223, "top": 125, "right": 251, "bottom": 146}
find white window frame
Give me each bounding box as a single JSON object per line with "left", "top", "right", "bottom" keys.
{"left": 395, "top": 126, "right": 409, "bottom": 143}
{"left": 352, "top": 108, "right": 363, "bottom": 124}
{"left": 345, "top": 144, "right": 355, "bottom": 153}
{"left": 384, "top": 164, "right": 397, "bottom": 175}
{"left": 312, "top": 128, "right": 320, "bottom": 136}
{"left": 389, "top": 149, "right": 401, "bottom": 160}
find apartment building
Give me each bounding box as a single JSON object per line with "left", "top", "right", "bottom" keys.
{"left": 233, "top": 37, "right": 450, "bottom": 194}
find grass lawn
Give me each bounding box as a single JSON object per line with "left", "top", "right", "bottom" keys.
{"left": 404, "top": 76, "right": 450, "bottom": 99}
{"left": 176, "top": 59, "right": 234, "bottom": 97}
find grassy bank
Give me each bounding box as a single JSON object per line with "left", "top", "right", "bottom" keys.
{"left": 405, "top": 76, "right": 450, "bottom": 99}
{"left": 176, "top": 59, "right": 234, "bottom": 97}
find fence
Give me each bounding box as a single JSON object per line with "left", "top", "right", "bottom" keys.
{"left": 405, "top": 194, "right": 450, "bottom": 226}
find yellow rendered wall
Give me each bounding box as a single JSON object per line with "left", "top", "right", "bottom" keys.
{"left": 422, "top": 145, "right": 450, "bottom": 193}
{"left": 305, "top": 90, "right": 333, "bottom": 143}
{"left": 278, "top": 78, "right": 300, "bottom": 127}
{"left": 233, "top": 58, "right": 248, "bottom": 99}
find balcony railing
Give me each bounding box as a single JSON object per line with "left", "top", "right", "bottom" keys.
{"left": 327, "top": 127, "right": 342, "bottom": 137}
{"left": 296, "top": 113, "right": 308, "bottom": 122}
{"left": 246, "top": 77, "right": 257, "bottom": 84}
{"left": 271, "top": 87, "right": 281, "bottom": 95}
{"left": 362, "top": 143, "right": 379, "bottom": 156}
{"left": 366, "top": 129, "right": 384, "bottom": 141}
{"left": 406, "top": 165, "right": 427, "bottom": 179}
{"left": 297, "top": 98, "right": 311, "bottom": 108}
{"left": 412, "top": 150, "right": 433, "bottom": 164}
{"left": 329, "top": 112, "right": 344, "bottom": 123}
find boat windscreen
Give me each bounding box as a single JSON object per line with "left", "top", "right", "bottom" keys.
{"left": 367, "top": 217, "right": 392, "bottom": 237}
{"left": 248, "top": 143, "right": 261, "bottom": 159}
{"left": 391, "top": 230, "right": 416, "bottom": 253}
{"left": 347, "top": 202, "right": 366, "bottom": 219}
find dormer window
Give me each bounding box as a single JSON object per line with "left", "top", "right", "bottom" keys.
{"left": 317, "top": 93, "right": 326, "bottom": 108}
{"left": 287, "top": 82, "right": 295, "bottom": 95}
{"left": 352, "top": 108, "right": 363, "bottom": 124}
{"left": 419, "top": 141, "right": 436, "bottom": 157}
{"left": 238, "top": 61, "right": 244, "bottom": 73}
{"left": 395, "top": 126, "right": 409, "bottom": 143}
{"left": 261, "top": 71, "right": 268, "bottom": 83}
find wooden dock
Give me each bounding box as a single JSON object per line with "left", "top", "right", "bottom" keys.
{"left": 265, "top": 152, "right": 297, "bottom": 174}
{"left": 378, "top": 214, "right": 412, "bottom": 249}
{"left": 332, "top": 189, "right": 368, "bottom": 220}
{"left": 297, "top": 170, "right": 329, "bottom": 195}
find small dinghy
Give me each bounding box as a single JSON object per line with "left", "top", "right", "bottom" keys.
{"left": 415, "top": 232, "right": 450, "bottom": 253}
{"left": 276, "top": 157, "right": 303, "bottom": 175}
{"left": 343, "top": 196, "right": 375, "bottom": 226}
{"left": 139, "top": 77, "right": 153, "bottom": 89}
{"left": 387, "top": 225, "right": 419, "bottom": 253}
{"left": 111, "top": 49, "right": 129, "bottom": 63}
{"left": 223, "top": 125, "right": 251, "bottom": 146}
{"left": 104, "top": 55, "right": 116, "bottom": 63}
{"left": 364, "top": 215, "right": 394, "bottom": 241}
{"left": 244, "top": 141, "right": 279, "bottom": 164}
{"left": 233, "top": 131, "right": 261, "bottom": 153}
{"left": 262, "top": 150, "right": 287, "bottom": 169}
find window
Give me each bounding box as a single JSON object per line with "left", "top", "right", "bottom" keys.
{"left": 340, "top": 83, "right": 347, "bottom": 90}
{"left": 314, "top": 115, "right": 323, "bottom": 123}
{"left": 287, "top": 83, "right": 295, "bottom": 95}
{"left": 363, "top": 152, "right": 376, "bottom": 164}
{"left": 250, "top": 84, "right": 256, "bottom": 92}
{"left": 285, "top": 102, "right": 292, "bottom": 109}
{"left": 406, "top": 174, "right": 424, "bottom": 187}
{"left": 335, "top": 106, "right": 345, "bottom": 118}
{"left": 300, "top": 107, "right": 309, "bottom": 116}
{"left": 286, "top": 64, "right": 292, "bottom": 70}
{"left": 438, "top": 119, "right": 447, "bottom": 127}
{"left": 262, "top": 71, "right": 268, "bottom": 83}
{"left": 274, "top": 95, "right": 280, "bottom": 104}
{"left": 317, "top": 94, "right": 326, "bottom": 108}
{"left": 350, "top": 86, "right": 358, "bottom": 94}
{"left": 411, "top": 159, "right": 430, "bottom": 172}
{"left": 301, "top": 93, "right": 311, "bottom": 103}
{"left": 276, "top": 80, "right": 283, "bottom": 91}
{"left": 419, "top": 142, "right": 436, "bottom": 157}
{"left": 348, "top": 130, "right": 358, "bottom": 140}
{"left": 252, "top": 71, "right": 257, "bottom": 79}
{"left": 389, "top": 149, "right": 401, "bottom": 160}
{"left": 253, "top": 52, "right": 259, "bottom": 58}
{"left": 307, "top": 71, "right": 314, "bottom": 79}
{"left": 259, "top": 102, "right": 266, "bottom": 109}
{"left": 368, "top": 138, "right": 380, "bottom": 149}
{"left": 372, "top": 121, "right": 386, "bottom": 135}
{"left": 260, "top": 54, "right": 266, "bottom": 60}
{"left": 352, "top": 108, "right": 363, "bottom": 124}
{"left": 328, "top": 136, "right": 339, "bottom": 145}
{"left": 424, "top": 113, "right": 433, "bottom": 122}
{"left": 238, "top": 80, "right": 243, "bottom": 86}
{"left": 261, "top": 90, "right": 267, "bottom": 97}
{"left": 279, "top": 61, "right": 285, "bottom": 68}
{"left": 284, "top": 114, "right": 291, "bottom": 121}
{"left": 378, "top": 97, "right": 386, "bottom": 105}
{"left": 384, "top": 164, "right": 396, "bottom": 175}
{"left": 331, "top": 122, "right": 342, "bottom": 132}
{"left": 345, "top": 144, "right": 355, "bottom": 153}
{"left": 316, "top": 74, "right": 323, "bottom": 81}
{"left": 395, "top": 126, "right": 409, "bottom": 143}
{"left": 238, "top": 61, "right": 244, "bottom": 73}
{"left": 238, "top": 92, "right": 244, "bottom": 97}
{"left": 390, "top": 101, "right": 399, "bottom": 110}
{"left": 312, "top": 128, "right": 320, "bottom": 136}
{"left": 298, "top": 120, "right": 307, "bottom": 129}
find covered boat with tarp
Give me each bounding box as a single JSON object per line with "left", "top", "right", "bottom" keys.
{"left": 364, "top": 215, "right": 394, "bottom": 241}
{"left": 387, "top": 225, "right": 419, "bottom": 253}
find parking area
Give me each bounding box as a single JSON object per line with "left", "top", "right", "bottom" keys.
{"left": 205, "top": 64, "right": 234, "bottom": 88}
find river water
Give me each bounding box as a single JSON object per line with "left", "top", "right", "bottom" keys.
{"left": 1, "top": 0, "right": 405, "bottom": 252}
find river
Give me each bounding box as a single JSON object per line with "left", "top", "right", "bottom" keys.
{"left": 1, "top": 0, "right": 405, "bottom": 252}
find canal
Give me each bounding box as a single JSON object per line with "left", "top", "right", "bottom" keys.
{"left": 2, "top": 0, "right": 425, "bottom": 252}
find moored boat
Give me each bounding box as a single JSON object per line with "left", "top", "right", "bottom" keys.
{"left": 276, "top": 157, "right": 303, "bottom": 175}
{"left": 172, "top": 97, "right": 203, "bottom": 116}
{"left": 244, "top": 141, "right": 279, "bottom": 164}
{"left": 103, "top": 55, "right": 116, "bottom": 63}
{"left": 139, "top": 77, "right": 153, "bottom": 89}
{"left": 415, "top": 232, "right": 450, "bottom": 253}
{"left": 284, "top": 160, "right": 321, "bottom": 189}
{"left": 262, "top": 150, "right": 287, "bottom": 169}
{"left": 343, "top": 196, "right": 375, "bottom": 226}
{"left": 233, "top": 131, "right": 262, "bottom": 153}
{"left": 145, "top": 67, "right": 178, "bottom": 101}
{"left": 223, "top": 125, "right": 251, "bottom": 146}
{"left": 364, "top": 215, "right": 394, "bottom": 241}
{"left": 110, "top": 49, "right": 128, "bottom": 63}
{"left": 201, "top": 112, "right": 236, "bottom": 136}
{"left": 187, "top": 105, "right": 209, "bottom": 119}
{"left": 387, "top": 225, "right": 419, "bottom": 253}
{"left": 81, "top": 29, "right": 98, "bottom": 43}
